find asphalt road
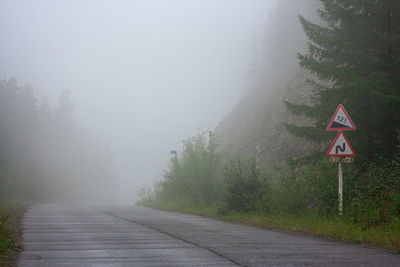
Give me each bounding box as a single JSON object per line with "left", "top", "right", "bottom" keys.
{"left": 19, "top": 204, "right": 400, "bottom": 266}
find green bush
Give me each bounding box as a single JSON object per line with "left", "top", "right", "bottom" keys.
{"left": 157, "top": 130, "right": 224, "bottom": 205}
{"left": 347, "top": 151, "right": 400, "bottom": 228}
{"left": 266, "top": 150, "right": 400, "bottom": 227}
{"left": 267, "top": 155, "right": 338, "bottom": 215}
{"left": 221, "top": 159, "right": 267, "bottom": 213}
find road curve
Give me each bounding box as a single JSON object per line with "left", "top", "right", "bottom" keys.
{"left": 19, "top": 204, "right": 400, "bottom": 266}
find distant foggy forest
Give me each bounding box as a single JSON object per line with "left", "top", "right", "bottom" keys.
{"left": 0, "top": 78, "right": 116, "bottom": 202}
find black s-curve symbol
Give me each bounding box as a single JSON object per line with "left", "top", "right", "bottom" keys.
{"left": 336, "top": 143, "right": 346, "bottom": 154}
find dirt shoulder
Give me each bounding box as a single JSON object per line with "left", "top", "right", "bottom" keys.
{"left": 1, "top": 204, "right": 29, "bottom": 267}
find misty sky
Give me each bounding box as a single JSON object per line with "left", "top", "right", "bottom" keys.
{"left": 0, "top": 0, "right": 276, "bottom": 203}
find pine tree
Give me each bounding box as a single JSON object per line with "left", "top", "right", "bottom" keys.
{"left": 286, "top": 0, "right": 400, "bottom": 159}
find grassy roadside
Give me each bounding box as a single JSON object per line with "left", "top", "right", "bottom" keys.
{"left": 0, "top": 200, "right": 26, "bottom": 267}
{"left": 138, "top": 200, "right": 400, "bottom": 253}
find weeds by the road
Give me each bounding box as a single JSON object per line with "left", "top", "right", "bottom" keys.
{"left": 138, "top": 200, "right": 400, "bottom": 253}
{"left": 224, "top": 212, "right": 400, "bottom": 253}
{"left": 0, "top": 200, "right": 25, "bottom": 266}
{"left": 0, "top": 214, "right": 13, "bottom": 257}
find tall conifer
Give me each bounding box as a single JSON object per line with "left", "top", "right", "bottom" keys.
{"left": 286, "top": 0, "right": 400, "bottom": 158}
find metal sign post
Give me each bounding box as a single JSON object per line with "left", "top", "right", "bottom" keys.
{"left": 338, "top": 162, "right": 343, "bottom": 215}
{"left": 327, "top": 104, "right": 356, "bottom": 216}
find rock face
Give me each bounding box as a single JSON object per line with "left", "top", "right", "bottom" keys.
{"left": 215, "top": 1, "right": 321, "bottom": 166}
{"left": 216, "top": 70, "right": 317, "bottom": 165}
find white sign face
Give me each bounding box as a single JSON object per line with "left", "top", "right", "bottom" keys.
{"left": 327, "top": 104, "right": 356, "bottom": 131}
{"left": 327, "top": 131, "right": 355, "bottom": 157}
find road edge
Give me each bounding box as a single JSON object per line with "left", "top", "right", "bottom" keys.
{"left": 4, "top": 204, "right": 29, "bottom": 267}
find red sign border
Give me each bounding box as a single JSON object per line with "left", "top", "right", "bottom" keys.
{"left": 326, "top": 131, "right": 356, "bottom": 157}
{"left": 326, "top": 104, "right": 356, "bottom": 131}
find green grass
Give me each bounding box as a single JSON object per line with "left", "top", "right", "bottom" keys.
{"left": 0, "top": 200, "right": 23, "bottom": 266}
{"left": 137, "top": 199, "right": 219, "bottom": 218}
{"left": 138, "top": 200, "right": 400, "bottom": 253}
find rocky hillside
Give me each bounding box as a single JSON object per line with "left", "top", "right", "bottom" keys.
{"left": 216, "top": 1, "right": 322, "bottom": 166}
{"left": 216, "top": 70, "right": 320, "bottom": 164}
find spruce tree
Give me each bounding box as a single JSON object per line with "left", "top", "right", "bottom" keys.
{"left": 286, "top": 0, "right": 400, "bottom": 159}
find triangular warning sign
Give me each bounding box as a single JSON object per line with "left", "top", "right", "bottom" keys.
{"left": 327, "top": 131, "right": 355, "bottom": 157}
{"left": 327, "top": 104, "right": 356, "bottom": 131}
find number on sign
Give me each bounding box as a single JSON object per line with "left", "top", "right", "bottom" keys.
{"left": 337, "top": 116, "right": 347, "bottom": 123}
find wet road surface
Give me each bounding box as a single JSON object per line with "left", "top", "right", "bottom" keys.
{"left": 19, "top": 204, "right": 400, "bottom": 266}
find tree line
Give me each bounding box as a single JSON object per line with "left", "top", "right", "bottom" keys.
{"left": 0, "top": 78, "right": 116, "bottom": 202}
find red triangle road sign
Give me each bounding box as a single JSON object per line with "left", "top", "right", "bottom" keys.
{"left": 327, "top": 104, "right": 356, "bottom": 131}
{"left": 327, "top": 131, "right": 355, "bottom": 157}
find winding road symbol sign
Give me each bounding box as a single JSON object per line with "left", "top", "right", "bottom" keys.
{"left": 327, "top": 104, "right": 356, "bottom": 131}
{"left": 327, "top": 131, "right": 355, "bottom": 157}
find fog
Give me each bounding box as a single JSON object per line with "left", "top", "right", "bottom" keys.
{"left": 0, "top": 0, "right": 312, "bottom": 204}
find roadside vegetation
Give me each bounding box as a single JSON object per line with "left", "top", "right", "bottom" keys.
{"left": 139, "top": 0, "right": 400, "bottom": 252}
{"left": 0, "top": 209, "right": 13, "bottom": 265}
{"left": 138, "top": 131, "right": 400, "bottom": 252}
{"left": 0, "top": 200, "right": 24, "bottom": 266}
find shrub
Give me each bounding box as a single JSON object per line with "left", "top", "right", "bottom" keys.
{"left": 222, "top": 158, "right": 267, "bottom": 212}
{"left": 157, "top": 130, "right": 224, "bottom": 205}
{"left": 347, "top": 151, "right": 400, "bottom": 228}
